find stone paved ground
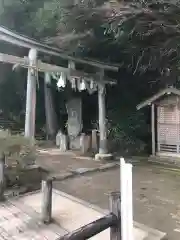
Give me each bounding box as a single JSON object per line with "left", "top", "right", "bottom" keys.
{"left": 0, "top": 189, "right": 161, "bottom": 240}
{"left": 0, "top": 200, "right": 66, "bottom": 239}
{"left": 37, "top": 149, "right": 104, "bottom": 173}
{"left": 37, "top": 150, "right": 180, "bottom": 240}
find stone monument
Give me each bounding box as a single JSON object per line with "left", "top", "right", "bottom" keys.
{"left": 66, "top": 98, "right": 82, "bottom": 150}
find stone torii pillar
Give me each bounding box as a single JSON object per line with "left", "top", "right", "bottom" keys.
{"left": 95, "top": 70, "right": 113, "bottom": 160}
{"left": 98, "top": 82, "right": 107, "bottom": 154}
{"left": 24, "top": 48, "right": 37, "bottom": 140}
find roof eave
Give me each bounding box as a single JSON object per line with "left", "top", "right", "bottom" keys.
{"left": 136, "top": 87, "right": 180, "bottom": 110}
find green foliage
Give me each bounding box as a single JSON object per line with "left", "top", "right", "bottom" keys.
{"left": 36, "top": 0, "right": 180, "bottom": 76}
{"left": 108, "top": 110, "right": 150, "bottom": 155}
{"left": 0, "top": 130, "right": 36, "bottom": 167}
{"left": 32, "top": 0, "right": 62, "bottom": 37}
{"left": 0, "top": 0, "right": 46, "bottom": 35}
{"left": 0, "top": 0, "right": 180, "bottom": 155}
{"left": 0, "top": 67, "right": 26, "bottom": 119}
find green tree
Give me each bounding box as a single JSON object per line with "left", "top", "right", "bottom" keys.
{"left": 0, "top": 0, "right": 47, "bottom": 132}
{"left": 0, "top": 0, "right": 180, "bottom": 153}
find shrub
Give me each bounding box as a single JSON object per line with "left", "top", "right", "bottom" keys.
{"left": 0, "top": 130, "right": 36, "bottom": 168}
{"left": 107, "top": 110, "right": 150, "bottom": 155}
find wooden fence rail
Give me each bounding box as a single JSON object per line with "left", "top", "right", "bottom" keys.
{"left": 58, "top": 213, "right": 117, "bottom": 240}
{"left": 0, "top": 154, "right": 5, "bottom": 201}
{"left": 40, "top": 158, "right": 133, "bottom": 240}
{"left": 0, "top": 156, "right": 132, "bottom": 240}
{"left": 41, "top": 176, "right": 121, "bottom": 239}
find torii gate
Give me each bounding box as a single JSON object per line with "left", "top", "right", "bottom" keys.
{"left": 0, "top": 26, "right": 118, "bottom": 160}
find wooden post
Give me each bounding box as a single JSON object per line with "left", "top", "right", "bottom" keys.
{"left": 120, "top": 158, "right": 133, "bottom": 240}
{"left": 25, "top": 48, "right": 37, "bottom": 140}
{"left": 41, "top": 179, "right": 52, "bottom": 224}
{"left": 109, "top": 192, "right": 121, "bottom": 240}
{"left": 151, "top": 103, "right": 155, "bottom": 156}
{"left": 98, "top": 73, "right": 108, "bottom": 154}
{"left": 126, "top": 163, "right": 133, "bottom": 240}
{"left": 0, "top": 153, "right": 5, "bottom": 201}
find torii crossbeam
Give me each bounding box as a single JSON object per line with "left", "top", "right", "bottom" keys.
{"left": 0, "top": 53, "right": 116, "bottom": 84}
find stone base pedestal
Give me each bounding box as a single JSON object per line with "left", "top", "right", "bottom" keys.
{"left": 91, "top": 130, "right": 98, "bottom": 153}
{"left": 59, "top": 135, "right": 68, "bottom": 152}
{"left": 80, "top": 134, "right": 91, "bottom": 154}
{"left": 95, "top": 153, "right": 114, "bottom": 161}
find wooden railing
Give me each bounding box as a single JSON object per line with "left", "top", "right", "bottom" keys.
{"left": 0, "top": 154, "right": 5, "bottom": 201}
{"left": 41, "top": 177, "right": 121, "bottom": 240}
{"left": 40, "top": 158, "right": 133, "bottom": 240}
{"left": 0, "top": 156, "right": 133, "bottom": 240}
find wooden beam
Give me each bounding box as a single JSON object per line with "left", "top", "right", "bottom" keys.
{"left": 0, "top": 26, "right": 119, "bottom": 71}
{"left": 0, "top": 153, "right": 5, "bottom": 201}
{"left": 0, "top": 53, "right": 116, "bottom": 84}
{"left": 58, "top": 213, "right": 117, "bottom": 240}
{"left": 0, "top": 52, "right": 70, "bottom": 73}
{"left": 151, "top": 104, "right": 155, "bottom": 156}
{"left": 109, "top": 192, "right": 121, "bottom": 240}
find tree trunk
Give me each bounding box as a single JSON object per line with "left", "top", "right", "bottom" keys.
{"left": 44, "top": 73, "right": 57, "bottom": 140}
